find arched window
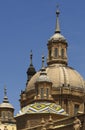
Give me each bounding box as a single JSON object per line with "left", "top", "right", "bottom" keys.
{"left": 74, "top": 104, "right": 79, "bottom": 115}
{"left": 61, "top": 48, "right": 64, "bottom": 58}
{"left": 36, "top": 87, "right": 38, "bottom": 96}
{"left": 49, "top": 50, "right": 51, "bottom": 60}
{"left": 8, "top": 111, "right": 11, "bottom": 119}
{"left": 41, "top": 88, "right": 44, "bottom": 99}
{"left": 1, "top": 111, "right": 5, "bottom": 119}
{"left": 46, "top": 88, "right": 49, "bottom": 98}
{"left": 55, "top": 48, "right": 58, "bottom": 57}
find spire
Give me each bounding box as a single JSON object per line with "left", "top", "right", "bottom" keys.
{"left": 26, "top": 50, "right": 36, "bottom": 82}
{"left": 30, "top": 50, "right": 33, "bottom": 66}
{"left": 40, "top": 55, "right": 46, "bottom": 75}
{"left": 55, "top": 5, "right": 61, "bottom": 33}
{"left": 3, "top": 87, "right": 9, "bottom": 103}
{"left": 42, "top": 55, "right": 45, "bottom": 69}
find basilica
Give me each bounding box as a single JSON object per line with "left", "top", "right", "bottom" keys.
{"left": 0, "top": 7, "right": 85, "bottom": 130}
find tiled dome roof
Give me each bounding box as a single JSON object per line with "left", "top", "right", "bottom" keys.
{"left": 18, "top": 102, "right": 67, "bottom": 116}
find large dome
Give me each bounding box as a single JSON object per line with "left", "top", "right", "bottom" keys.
{"left": 26, "top": 64, "right": 85, "bottom": 92}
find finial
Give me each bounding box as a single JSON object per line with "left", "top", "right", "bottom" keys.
{"left": 41, "top": 118, "right": 46, "bottom": 130}
{"left": 30, "top": 50, "right": 33, "bottom": 66}
{"left": 55, "top": 5, "right": 61, "bottom": 33}
{"left": 3, "top": 86, "right": 9, "bottom": 103}
{"left": 48, "top": 115, "right": 54, "bottom": 128}
{"left": 41, "top": 117, "right": 45, "bottom": 125}
{"left": 4, "top": 87, "right": 7, "bottom": 97}
{"left": 42, "top": 55, "right": 45, "bottom": 69}
{"left": 40, "top": 55, "right": 46, "bottom": 75}
{"left": 49, "top": 115, "right": 53, "bottom": 122}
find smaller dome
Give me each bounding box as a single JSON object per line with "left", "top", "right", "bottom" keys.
{"left": 0, "top": 102, "right": 14, "bottom": 109}
{"left": 36, "top": 74, "right": 51, "bottom": 83}
{"left": 27, "top": 65, "right": 36, "bottom": 75}
{"left": 36, "top": 68, "right": 51, "bottom": 83}
{"left": 0, "top": 88, "right": 14, "bottom": 109}
{"left": 49, "top": 33, "right": 67, "bottom": 43}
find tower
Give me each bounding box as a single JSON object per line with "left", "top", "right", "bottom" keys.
{"left": 0, "top": 88, "right": 16, "bottom": 130}
{"left": 47, "top": 8, "right": 68, "bottom": 66}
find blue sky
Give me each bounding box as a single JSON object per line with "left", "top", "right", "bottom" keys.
{"left": 0, "top": 0, "right": 85, "bottom": 114}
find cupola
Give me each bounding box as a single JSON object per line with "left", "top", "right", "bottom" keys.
{"left": 47, "top": 8, "right": 68, "bottom": 65}
{"left": 0, "top": 87, "right": 16, "bottom": 123}
{"left": 35, "top": 56, "right": 53, "bottom": 101}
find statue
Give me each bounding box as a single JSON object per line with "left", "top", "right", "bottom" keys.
{"left": 4, "top": 126, "right": 8, "bottom": 130}
{"left": 73, "top": 117, "right": 82, "bottom": 130}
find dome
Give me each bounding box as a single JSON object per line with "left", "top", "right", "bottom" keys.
{"left": 36, "top": 73, "right": 51, "bottom": 83}
{"left": 0, "top": 88, "right": 14, "bottom": 109}
{"left": 49, "top": 33, "right": 67, "bottom": 43}
{"left": 27, "top": 64, "right": 36, "bottom": 75}
{"left": 26, "top": 64, "right": 85, "bottom": 92}
{"left": 0, "top": 102, "right": 14, "bottom": 109}
{"left": 36, "top": 68, "right": 52, "bottom": 83}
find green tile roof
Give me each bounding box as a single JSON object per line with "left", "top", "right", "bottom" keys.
{"left": 19, "top": 102, "right": 67, "bottom": 116}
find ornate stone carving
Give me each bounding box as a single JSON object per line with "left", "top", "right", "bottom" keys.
{"left": 73, "top": 117, "right": 82, "bottom": 130}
